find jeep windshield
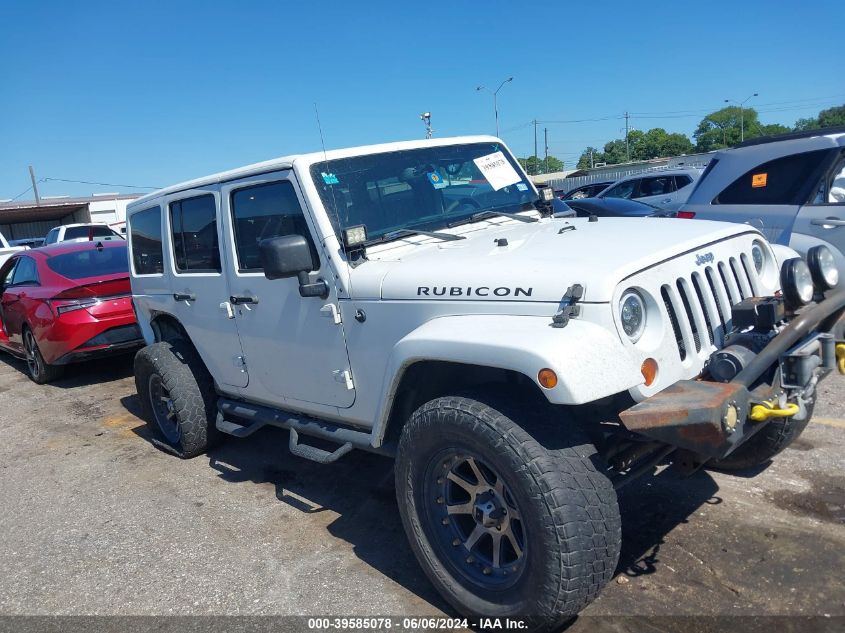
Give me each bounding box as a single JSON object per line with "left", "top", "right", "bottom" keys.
{"left": 309, "top": 142, "right": 538, "bottom": 243}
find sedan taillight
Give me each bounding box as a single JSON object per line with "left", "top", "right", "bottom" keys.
{"left": 676, "top": 210, "right": 696, "bottom": 219}
{"left": 52, "top": 298, "right": 99, "bottom": 315}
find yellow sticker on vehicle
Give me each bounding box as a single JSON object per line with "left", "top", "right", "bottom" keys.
{"left": 752, "top": 173, "right": 768, "bottom": 188}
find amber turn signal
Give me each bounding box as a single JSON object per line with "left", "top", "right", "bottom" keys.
{"left": 538, "top": 368, "right": 558, "bottom": 389}
{"left": 641, "top": 358, "right": 658, "bottom": 386}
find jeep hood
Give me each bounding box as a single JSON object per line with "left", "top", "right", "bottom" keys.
{"left": 351, "top": 217, "right": 758, "bottom": 303}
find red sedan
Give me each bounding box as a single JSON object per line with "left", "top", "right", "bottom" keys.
{"left": 0, "top": 241, "right": 143, "bottom": 383}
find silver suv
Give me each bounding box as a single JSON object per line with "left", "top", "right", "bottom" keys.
{"left": 682, "top": 127, "right": 845, "bottom": 273}
{"left": 598, "top": 168, "right": 701, "bottom": 211}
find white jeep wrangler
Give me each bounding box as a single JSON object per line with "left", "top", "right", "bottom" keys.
{"left": 127, "top": 136, "right": 845, "bottom": 629}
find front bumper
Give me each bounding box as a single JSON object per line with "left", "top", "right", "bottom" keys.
{"left": 619, "top": 289, "right": 845, "bottom": 459}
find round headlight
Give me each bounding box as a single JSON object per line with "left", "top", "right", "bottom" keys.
{"left": 780, "top": 258, "right": 815, "bottom": 307}
{"left": 620, "top": 290, "right": 646, "bottom": 341}
{"left": 751, "top": 241, "right": 765, "bottom": 274}
{"left": 807, "top": 245, "right": 839, "bottom": 290}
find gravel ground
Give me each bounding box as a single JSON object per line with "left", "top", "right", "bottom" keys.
{"left": 0, "top": 351, "right": 842, "bottom": 630}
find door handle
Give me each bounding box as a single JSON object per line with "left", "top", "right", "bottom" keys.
{"left": 811, "top": 217, "right": 845, "bottom": 228}
{"left": 661, "top": 198, "right": 672, "bottom": 203}
{"left": 230, "top": 295, "right": 259, "bottom": 305}
{"left": 173, "top": 292, "right": 196, "bottom": 302}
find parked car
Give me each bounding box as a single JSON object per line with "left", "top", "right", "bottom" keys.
{"left": 0, "top": 231, "right": 26, "bottom": 268}
{"left": 44, "top": 223, "right": 124, "bottom": 245}
{"left": 558, "top": 180, "right": 614, "bottom": 200}
{"left": 127, "top": 135, "right": 843, "bottom": 628}
{"left": 0, "top": 241, "right": 143, "bottom": 383}
{"left": 681, "top": 126, "right": 845, "bottom": 272}
{"left": 566, "top": 196, "right": 675, "bottom": 218}
{"left": 9, "top": 238, "right": 45, "bottom": 249}
{"left": 598, "top": 168, "right": 701, "bottom": 211}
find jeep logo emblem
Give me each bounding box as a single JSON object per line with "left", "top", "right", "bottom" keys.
{"left": 695, "top": 252, "right": 714, "bottom": 266}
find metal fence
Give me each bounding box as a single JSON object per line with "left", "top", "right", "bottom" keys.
{"left": 545, "top": 154, "right": 714, "bottom": 195}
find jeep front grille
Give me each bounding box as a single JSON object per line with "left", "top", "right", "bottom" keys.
{"left": 661, "top": 256, "right": 760, "bottom": 360}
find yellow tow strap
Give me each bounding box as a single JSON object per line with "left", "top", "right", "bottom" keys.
{"left": 836, "top": 343, "right": 845, "bottom": 375}
{"left": 749, "top": 400, "right": 800, "bottom": 422}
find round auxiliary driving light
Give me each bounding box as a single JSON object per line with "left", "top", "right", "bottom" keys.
{"left": 780, "top": 258, "right": 814, "bottom": 307}
{"left": 620, "top": 290, "right": 646, "bottom": 342}
{"left": 807, "top": 245, "right": 839, "bottom": 290}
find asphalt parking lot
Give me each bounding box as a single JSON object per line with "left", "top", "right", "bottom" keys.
{"left": 0, "top": 351, "right": 842, "bottom": 629}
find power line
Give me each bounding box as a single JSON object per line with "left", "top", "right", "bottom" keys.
{"left": 7, "top": 184, "right": 37, "bottom": 202}
{"left": 42, "top": 177, "right": 160, "bottom": 190}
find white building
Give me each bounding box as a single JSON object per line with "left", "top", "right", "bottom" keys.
{"left": 0, "top": 193, "right": 139, "bottom": 241}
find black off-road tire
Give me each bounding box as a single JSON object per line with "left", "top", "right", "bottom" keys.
{"left": 23, "top": 327, "right": 63, "bottom": 384}
{"left": 134, "top": 339, "right": 219, "bottom": 458}
{"left": 395, "top": 392, "right": 620, "bottom": 631}
{"left": 710, "top": 402, "right": 814, "bottom": 471}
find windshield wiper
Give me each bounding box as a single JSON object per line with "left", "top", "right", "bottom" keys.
{"left": 365, "top": 228, "right": 465, "bottom": 246}
{"left": 448, "top": 208, "right": 539, "bottom": 228}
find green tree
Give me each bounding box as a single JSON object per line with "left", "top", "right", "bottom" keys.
{"left": 633, "top": 128, "right": 694, "bottom": 161}
{"left": 818, "top": 104, "right": 845, "bottom": 128}
{"left": 794, "top": 116, "right": 820, "bottom": 131}
{"left": 519, "top": 155, "right": 565, "bottom": 175}
{"left": 694, "top": 106, "right": 758, "bottom": 151}
{"left": 794, "top": 104, "right": 845, "bottom": 131}
{"left": 757, "top": 123, "right": 791, "bottom": 137}
{"left": 576, "top": 146, "right": 602, "bottom": 170}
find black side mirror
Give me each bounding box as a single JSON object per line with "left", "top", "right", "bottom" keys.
{"left": 259, "top": 235, "right": 314, "bottom": 280}
{"left": 258, "top": 235, "right": 328, "bottom": 299}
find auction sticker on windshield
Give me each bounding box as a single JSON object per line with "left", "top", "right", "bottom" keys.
{"left": 473, "top": 151, "right": 521, "bottom": 191}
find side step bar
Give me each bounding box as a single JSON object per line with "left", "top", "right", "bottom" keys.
{"left": 215, "top": 398, "right": 394, "bottom": 462}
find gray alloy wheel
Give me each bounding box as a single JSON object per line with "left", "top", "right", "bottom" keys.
{"left": 148, "top": 373, "right": 182, "bottom": 445}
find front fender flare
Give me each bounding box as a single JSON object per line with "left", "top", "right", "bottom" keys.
{"left": 372, "top": 314, "right": 643, "bottom": 446}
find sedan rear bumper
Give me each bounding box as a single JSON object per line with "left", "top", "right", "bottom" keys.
{"left": 52, "top": 324, "right": 143, "bottom": 365}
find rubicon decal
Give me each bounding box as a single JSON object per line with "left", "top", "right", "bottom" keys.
{"left": 417, "top": 286, "right": 533, "bottom": 298}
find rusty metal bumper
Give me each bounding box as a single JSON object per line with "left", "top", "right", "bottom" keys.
{"left": 619, "top": 289, "right": 845, "bottom": 459}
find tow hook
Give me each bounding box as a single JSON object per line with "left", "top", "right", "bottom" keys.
{"left": 837, "top": 343, "right": 845, "bottom": 375}
{"left": 749, "top": 400, "right": 800, "bottom": 422}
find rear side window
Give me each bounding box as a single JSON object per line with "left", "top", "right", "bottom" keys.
{"left": 169, "top": 195, "right": 220, "bottom": 273}
{"left": 230, "top": 181, "right": 317, "bottom": 272}
{"left": 635, "top": 176, "right": 674, "bottom": 198}
{"left": 130, "top": 207, "right": 164, "bottom": 275}
{"left": 64, "top": 225, "right": 119, "bottom": 241}
{"left": 715, "top": 150, "right": 830, "bottom": 205}
{"left": 675, "top": 175, "right": 692, "bottom": 189}
{"left": 10, "top": 256, "right": 39, "bottom": 286}
{"left": 46, "top": 246, "right": 129, "bottom": 280}
{"left": 602, "top": 179, "right": 637, "bottom": 199}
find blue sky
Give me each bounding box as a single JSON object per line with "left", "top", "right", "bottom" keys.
{"left": 2, "top": 0, "right": 844, "bottom": 200}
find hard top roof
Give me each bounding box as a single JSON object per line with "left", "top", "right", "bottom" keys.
{"left": 129, "top": 135, "right": 502, "bottom": 208}
{"left": 733, "top": 125, "right": 845, "bottom": 149}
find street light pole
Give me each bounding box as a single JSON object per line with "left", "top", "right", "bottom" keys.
{"left": 724, "top": 93, "right": 758, "bottom": 142}
{"left": 476, "top": 77, "right": 513, "bottom": 137}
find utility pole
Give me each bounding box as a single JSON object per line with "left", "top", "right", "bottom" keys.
{"left": 590, "top": 148, "right": 594, "bottom": 169}
{"left": 624, "top": 111, "right": 630, "bottom": 163}
{"left": 544, "top": 127, "right": 549, "bottom": 174}
{"left": 533, "top": 119, "right": 538, "bottom": 176}
{"left": 28, "top": 165, "right": 40, "bottom": 205}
